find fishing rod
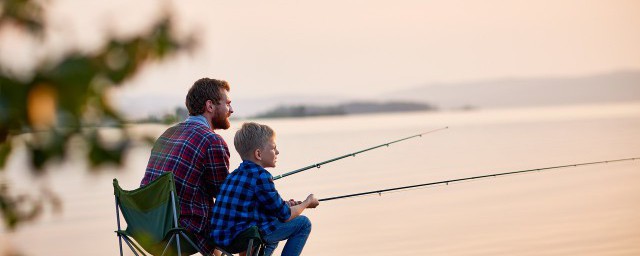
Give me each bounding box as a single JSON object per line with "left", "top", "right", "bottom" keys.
{"left": 273, "top": 126, "right": 449, "bottom": 181}
{"left": 319, "top": 157, "right": 640, "bottom": 202}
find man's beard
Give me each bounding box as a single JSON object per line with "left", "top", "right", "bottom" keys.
{"left": 212, "top": 113, "right": 231, "bottom": 130}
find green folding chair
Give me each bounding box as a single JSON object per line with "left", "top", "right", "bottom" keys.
{"left": 220, "top": 226, "right": 264, "bottom": 256}
{"left": 113, "top": 172, "right": 233, "bottom": 256}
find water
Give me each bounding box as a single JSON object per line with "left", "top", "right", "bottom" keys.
{"left": 2, "top": 102, "right": 640, "bottom": 255}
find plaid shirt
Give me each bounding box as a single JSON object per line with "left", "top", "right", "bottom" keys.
{"left": 210, "top": 160, "right": 291, "bottom": 247}
{"left": 141, "top": 116, "right": 229, "bottom": 255}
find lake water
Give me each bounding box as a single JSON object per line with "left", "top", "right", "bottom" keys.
{"left": 2, "top": 102, "right": 640, "bottom": 255}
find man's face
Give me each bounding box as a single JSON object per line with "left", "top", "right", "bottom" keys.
{"left": 211, "top": 89, "right": 233, "bottom": 130}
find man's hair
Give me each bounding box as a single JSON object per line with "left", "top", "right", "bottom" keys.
{"left": 234, "top": 122, "right": 275, "bottom": 160}
{"left": 185, "top": 78, "right": 231, "bottom": 116}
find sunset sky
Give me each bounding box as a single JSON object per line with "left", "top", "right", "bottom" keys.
{"left": 4, "top": 0, "right": 640, "bottom": 117}
{"left": 2, "top": 3, "right": 640, "bottom": 255}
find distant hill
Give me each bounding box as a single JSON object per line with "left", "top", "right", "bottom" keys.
{"left": 240, "top": 70, "right": 640, "bottom": 117}
{"left": 387, "top": 70, "right": 640, "bottom": 109}
{"left": 253, "top": 101, "right": 435, "bottom": 118}
{"left": 116, "top": 70, "right": 640, "bottom": 119}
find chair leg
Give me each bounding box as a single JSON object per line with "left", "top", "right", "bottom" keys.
{"left": 179, "top": 232, "right": 202, "bottom": 255}
{"left": 246, "top": 239, "right": 254, "bottom": 256}
{"left": 121, "top": 236, "right": 143, "bottom": 256}
{"left": 117, "top": 233, "right": 124, "bottom": 256}
{"left": 175, "top": 231, "right": 234, "bottom": 256}
{"left": 256, "top": 244, "right": 264, "bottom": 256}
{"left": 169, "top": 192, "right": 182, "bottom": 256}
{"left": 161, "top": 234, "right": 177, "bottom": 256}
{"left": 115, "top": 197, "right": 124, "bottom": 256}
{"left": 176, "top": 233, "right": 182, "bottom": 256}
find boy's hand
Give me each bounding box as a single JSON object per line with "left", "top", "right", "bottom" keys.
{"left": 305, "top": 194, "right": 320, "bottom": 209}
{"left": 286, "top": 199, "right": 302, "bottom": 206}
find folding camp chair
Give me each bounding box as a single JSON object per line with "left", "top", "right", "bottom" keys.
{"left": 219, "top": 226, "right": 265, "bottom": 256}
{"left": 113, "top": 172, "right": 236, "bottom": 256}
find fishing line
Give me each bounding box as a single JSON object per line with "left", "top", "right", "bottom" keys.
{"left": 319, "top": 157, "right": 640, "bottom": 202}
{"left": 273, "top": 126, "right": 449, "bottom": 180}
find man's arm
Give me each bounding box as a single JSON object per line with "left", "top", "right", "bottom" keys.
{"left": 205, "top": 136, "right": 230, "bottom": 197}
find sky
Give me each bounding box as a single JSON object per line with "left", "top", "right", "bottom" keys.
{"left": 4, "top": 0, "right": 640, "bottom": 117}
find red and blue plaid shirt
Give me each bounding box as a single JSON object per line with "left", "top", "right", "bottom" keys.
{"left": 210, "top": 160, "right": 291, "bottom": 247}
{"left": 141, "top": 116, "right": 229, "bottom": 255}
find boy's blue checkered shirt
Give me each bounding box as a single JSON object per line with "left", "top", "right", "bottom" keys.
{"left": 210, "top": 160, "right": 291, "bottom": 247}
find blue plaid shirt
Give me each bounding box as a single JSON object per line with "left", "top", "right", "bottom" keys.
{"left": 210, "top": 160, "right": 291, "bottom": 247}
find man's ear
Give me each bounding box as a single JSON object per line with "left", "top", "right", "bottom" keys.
{"left": 254, "top": 148, "right": 262, "bottom": 161}
{"left": 205, "top": 100, "right": 215, "bottom": 113}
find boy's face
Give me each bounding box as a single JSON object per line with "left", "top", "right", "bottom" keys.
{"left": 259, "top": 137, "right": 279, "bottom": 168}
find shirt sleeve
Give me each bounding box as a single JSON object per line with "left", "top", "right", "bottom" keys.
{"left": 254, "top": 171, "right": 291, "bottom": 222}
{"left": 204, "top": 136, "right": 230, "bottom": 198}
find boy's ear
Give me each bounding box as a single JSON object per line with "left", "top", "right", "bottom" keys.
{"left": 254, "top": 148, "right": 262, "bottom": 161}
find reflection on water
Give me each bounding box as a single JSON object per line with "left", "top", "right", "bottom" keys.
{"left": 2, "top": 102, "right": 640, "bottom": 255}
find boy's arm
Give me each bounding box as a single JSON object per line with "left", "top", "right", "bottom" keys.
{"left": 286, "top": 194, "right": 319, "bottom": 222}
{"left": 255, "top": 172, "right": 292, "bottom": 222}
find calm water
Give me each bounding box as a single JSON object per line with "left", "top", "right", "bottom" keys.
{"left": 2, "top": 102, "right": 640, "bottom": 255}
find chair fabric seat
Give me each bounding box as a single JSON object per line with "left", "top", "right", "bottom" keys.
{"left": 222, "top": 226, "right": 263, "bottom": 254}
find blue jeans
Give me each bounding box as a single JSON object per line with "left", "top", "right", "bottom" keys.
{"left": 262, "top": 215, "right": 312, "bottom": 256}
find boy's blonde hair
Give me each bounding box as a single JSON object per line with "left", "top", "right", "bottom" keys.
{"left": 234, "top": 122, "right": 276, "bottom": 160}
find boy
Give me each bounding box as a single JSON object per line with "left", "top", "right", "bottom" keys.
{"left": 211, "top": 122, "right": 319, "bottom": 256}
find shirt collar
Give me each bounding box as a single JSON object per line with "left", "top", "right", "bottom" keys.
{"left": 240, "top": 160, "right": 268, "bottom": 172}
{"left": 185, "top": 115, "right": 211, "bottom": 129}
{"left": 241, "top": 160, "right": 260, "bottom": 168}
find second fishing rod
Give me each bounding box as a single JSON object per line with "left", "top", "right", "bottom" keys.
{"left": 272, "top": 126, "right": 449, "bottom": 180}
{"left": 318, "top": 157, "right": 640, "bottom": 202}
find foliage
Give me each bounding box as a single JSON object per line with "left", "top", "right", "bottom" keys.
{"left": 0, "top": 0, "right": 195, "bottom": 230}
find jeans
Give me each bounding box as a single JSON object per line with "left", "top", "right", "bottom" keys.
{"left": 262, "top": 215, "right": 312, "bottom": 256}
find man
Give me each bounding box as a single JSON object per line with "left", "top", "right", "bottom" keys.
{"left": 140, "top": 78, "right": 234, "bottom": 255}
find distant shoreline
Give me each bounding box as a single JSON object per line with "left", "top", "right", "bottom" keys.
{"left": 251, "top": 101, "right": 438, "bottom": 119}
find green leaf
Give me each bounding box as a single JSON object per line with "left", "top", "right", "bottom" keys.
{"left": 0, "top": 139, "right": 11, "bottom": 168}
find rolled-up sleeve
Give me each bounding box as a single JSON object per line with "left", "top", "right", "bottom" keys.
{"left": 254, "top": 172, "right": 291, "bottom": 222}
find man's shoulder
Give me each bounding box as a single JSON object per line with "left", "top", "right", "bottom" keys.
{"left": 172, "top": 122, "right": 226, "bottom": 144}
